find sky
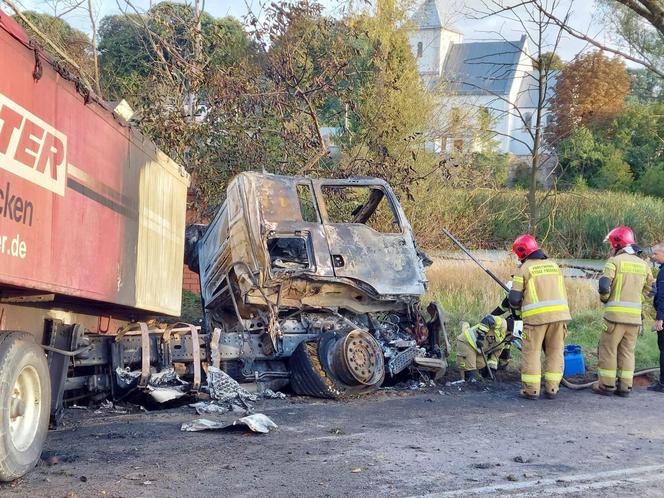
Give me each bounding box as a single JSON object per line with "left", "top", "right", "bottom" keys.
{"left": 9, "top": 0, "right": 624, "bottom": 64}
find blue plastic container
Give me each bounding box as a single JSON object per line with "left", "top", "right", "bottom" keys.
{"left": 563, "top": 345, "right": 586, "bottom": 377}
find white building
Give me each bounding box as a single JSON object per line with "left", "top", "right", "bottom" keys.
{"left": 408, "top": 0, "right": 555, "bottom": 157}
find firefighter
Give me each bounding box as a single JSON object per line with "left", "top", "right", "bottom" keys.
{"left": 509, "top": 234, "right": 571, "bottom": 400}
{"left": 593, "top": 226, "right": 655, "bottom": 397}
{"left": 490, "top": 280, "right": 523, "bottom": 370}
{"left": 456, "top": 315, "right": 510, "bottom": 382}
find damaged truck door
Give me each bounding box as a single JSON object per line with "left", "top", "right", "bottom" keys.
{"left": 191, "top": 172, "right": 448, "bottom": 399}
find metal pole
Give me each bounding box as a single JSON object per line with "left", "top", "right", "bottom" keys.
{"left": 479, "top": 347, "right": 495, "bottom": 381}
{"left": 442, "top": 228, "right": 510, "bottom": 293}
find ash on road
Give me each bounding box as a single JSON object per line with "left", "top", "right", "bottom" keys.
{"left": 3, "top": 382, "right": 664, "bottom": 498}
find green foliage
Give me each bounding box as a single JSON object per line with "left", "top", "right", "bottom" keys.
{"left": 99, "top": 4, "right": 251, "bottom": 101}
{"left": 628, "top": 69, "right": 664, "bottom": 103}
{"left": 16, "top": 11, "right": 95, "bottom": 81}
{"left": 404, "top": 184, "right": 664, "bottom": 258}
{"left": 337, "top": 0, "right": 433, "bottom": 185}
{"left": 536, "top": 51, "right": 563, "bottom": 71}
{"left": 589, "top": 147, "right": 633, "bottom": 191}
{"left": 471, "top": 151, "right": 510, "bottom": 187}
{"left": 600, "top": 1, "right": 663, "bottom": 79}
{"left": 638, "top": 163, "right": 664, "bottom": 197}
{"left": 180, "top": 291, "right": 202, "bottom": 324}
{"left": 556, "top": 103, "right": 664, "bottom": 195}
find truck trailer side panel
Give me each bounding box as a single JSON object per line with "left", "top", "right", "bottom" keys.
{"left": 0, "top": 12, "right": 189, "bottom": 316}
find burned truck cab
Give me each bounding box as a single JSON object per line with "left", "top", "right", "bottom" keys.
{"left": 192, "top": 172, "right": 447, "bottom": 397}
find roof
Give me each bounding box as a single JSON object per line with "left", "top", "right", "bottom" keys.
{"left": 411, "top": 0, "right": 461, "bottom": 32}
{"left": 442, "top": 36, "right": 528, "bottom": 95}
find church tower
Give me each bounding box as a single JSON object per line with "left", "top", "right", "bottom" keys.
{"left": 408, "top": 0, "right": 463, "bottom": 79}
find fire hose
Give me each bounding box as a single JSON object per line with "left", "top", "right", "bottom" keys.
{"left": 442, "top": 228, "right": 660, "bottom": 390}
{"left": 561, "top": 368, "right": 660, "bottom": 390}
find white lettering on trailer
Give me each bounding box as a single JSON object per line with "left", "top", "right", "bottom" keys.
{"left": 0, "top": 93, "right": 68, "bottom": 196}
{"left": 0, "top": 232, "right": 27, "bottom": 259}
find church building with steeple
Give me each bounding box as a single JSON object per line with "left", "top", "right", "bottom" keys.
{"left": 408, "top": 0, "right": 555, "bottom": 158}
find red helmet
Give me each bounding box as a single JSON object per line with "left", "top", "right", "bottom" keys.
{"left": 512, "top": 234, "right": 539, "bottom": 260}
{"left": 605, "top": 226, "right": 635, "bottom": 250}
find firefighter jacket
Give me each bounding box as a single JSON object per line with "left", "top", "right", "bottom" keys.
{"left": 510, "top": 257, "right": 571, "bottom": 326}
{"left": 457, "top": 316, "right": 509, "bottom": 369}
{"left": 600, "top": 249, "right": 655, "bottom": 325}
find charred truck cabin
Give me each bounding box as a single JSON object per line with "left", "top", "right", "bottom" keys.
{"left": 187, "top": 172, "right": 448, "bottom": 398}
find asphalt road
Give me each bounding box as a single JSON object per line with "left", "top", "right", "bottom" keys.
{"left": 3, "top": 381, "right": 664, "bottom": 498}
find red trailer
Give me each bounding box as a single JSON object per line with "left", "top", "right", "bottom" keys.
{"left": 0, "top": 12, "right": 192, "bottom": 480}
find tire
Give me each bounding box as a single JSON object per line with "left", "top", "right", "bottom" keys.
{"left": 289, "top": 334, "right": 383, "bottom": 399}
{"left": 0, "top": 332, "right": 51, "bottom": 482}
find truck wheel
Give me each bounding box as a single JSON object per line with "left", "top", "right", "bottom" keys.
{"left": 289, "top": 331, "right": 385, "bottom": 399}
{"left": 0, "top": 332, "right": 51, "bottom": 482}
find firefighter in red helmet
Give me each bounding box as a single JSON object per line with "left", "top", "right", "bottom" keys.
{"left": 594, "top": 226, "right": 655, "bottom": 397}
{"left": 509, "top": 234, "right": 571, "bottom": 399}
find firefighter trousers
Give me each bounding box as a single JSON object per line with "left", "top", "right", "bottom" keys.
{"left": 456, "top": 337, "right": 485, "bottom": 371}
{"left": 597, "top": 321, "right": 639, "bottom": 393}
{"left": 520, "top": 321, "right": 567, "bottom": 397}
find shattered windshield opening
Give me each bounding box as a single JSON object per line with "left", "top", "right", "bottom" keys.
{"left": 320, "top": 185, "right": 401, "bottom": 234}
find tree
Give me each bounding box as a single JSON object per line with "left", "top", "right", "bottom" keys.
{"left": 100, "top": 2, "right": 252, "bottom": 103}
{"left": 638, "top": 163, "right": 664, "bottom": 197}
{"left": 338, "top": 0, "right": 433, "bottom": 187}
{"left": 522, "top": 0, "right": 664, "bottom": 78}
{"left": 590, "top": 147, "right": 633, "bottom": 191}
{"left": 629, "top": 68, "right": 664, "bottom": 103}
{"left": 598, "top": 1, "right": 664, "bottom": 86}
{"left": 474, "top": 0, "right": 569, "bottom": 233}
{"left": 12, "top": 10, "right": 96, "bottom": 85}
{"left": 603, "top": 102, "right": 664, "bottom": 178}
{"left": 547, "top": 51, "right": 630, "bottom": 144}
{"left": 556, "top": 102, "right": 663, "bottom": 193}
{"left": 536, "top": 51, "right": 563, "bottom": 70}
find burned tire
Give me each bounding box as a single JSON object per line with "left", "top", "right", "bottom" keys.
{"left": 0, "top": 332, "right": 51, "bottom": 482}
{"left": 289, "top": 331, "right": 385, "bottom": 399}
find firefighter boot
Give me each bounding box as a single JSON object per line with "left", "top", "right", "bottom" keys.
{"left": 615, "top": 378, "right": 632, "bottom": 397}
{"left": 592, "top": 381, "right": 614, "bottom": 396}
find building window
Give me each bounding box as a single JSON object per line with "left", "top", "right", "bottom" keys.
{"left": 417, "top": 42, "right": 423, "bottom": 58}
{"left": 450, "top": 107, "right": 461, "bottom": 129}
{"left": 453, "top": 138, "right": 464, "bottom": 151}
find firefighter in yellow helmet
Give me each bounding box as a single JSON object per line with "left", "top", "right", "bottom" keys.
{"left": 509, "top": 234, "right": 571, "bottom": 400}
{"left": 456, "top": 315, "right": 511, "bottom": 382}
{"left": 593, "top": 226, "right": 655, "bottom": 397}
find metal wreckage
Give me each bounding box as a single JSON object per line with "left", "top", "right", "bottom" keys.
{"left": 186, "top": 172, "right": 449, "bottom": 397}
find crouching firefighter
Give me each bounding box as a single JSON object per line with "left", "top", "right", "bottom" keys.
{"left": 490, "top": 281, "right": 523, "bottom": 370}
{"left": 593, "top": 226, "right": 655, "bottom": 397}
{"left": 457, "top": 315, "right": 511, "bottom": 381}
{"left": 509, "top": 235, "right": 571, "bottom": 400}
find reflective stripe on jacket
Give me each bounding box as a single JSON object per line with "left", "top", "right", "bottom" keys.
{"left": 602, "top": 251, "right": 655, "bottom": 325}
{"left": 457, "top": 317, "right": 508, "bottom": 356}
{"left": 512, "top": 259, "right": 571, "bottom": 325}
